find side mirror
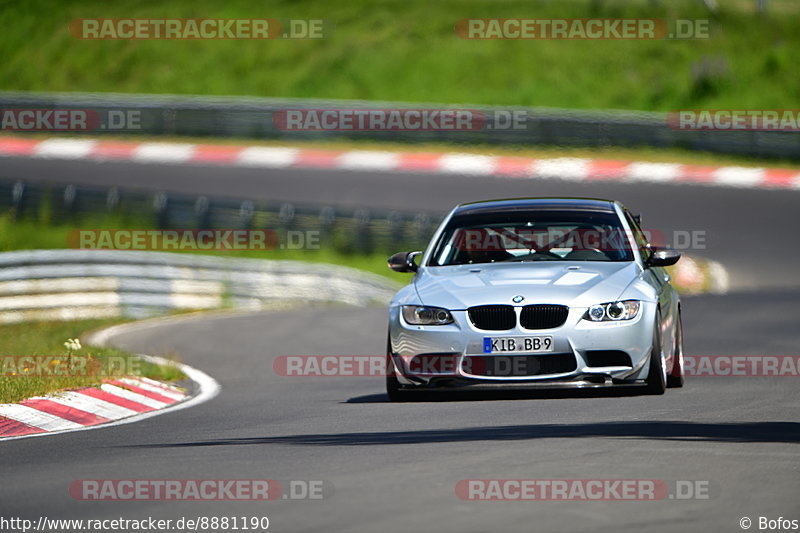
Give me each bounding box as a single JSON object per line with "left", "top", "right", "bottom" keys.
{"left": 388, "top": 251, "right": 422, "bottom": 273}
{"left": 646, "top": 246, "right": 681, "bottom": 268}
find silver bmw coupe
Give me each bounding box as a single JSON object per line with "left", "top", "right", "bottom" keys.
{"left": 386, "top": 197, "right": 684, "bottom": 401}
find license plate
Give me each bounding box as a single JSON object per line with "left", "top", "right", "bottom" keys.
{"left": 483, "top": 336, "right": 553, "bottom": 354}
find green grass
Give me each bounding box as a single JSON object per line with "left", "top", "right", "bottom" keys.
{"left": 0, "top": 318, "right": 185, "bottom": 404}
{"left": 2, "top": 0, "right": 799, "bottom": 112}
{"left": 0, "top": 209, "right": 148, "bottom": 252}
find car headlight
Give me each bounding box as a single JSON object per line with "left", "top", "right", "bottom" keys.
{"left": 402, "top": 305, "right": 454, "bottom": 325}
{"left": 583, "top": 300, "right": 640, "bottom": 322}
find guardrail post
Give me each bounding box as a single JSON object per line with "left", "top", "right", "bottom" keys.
{"left": 279, "top": 203, "right": 295, "bottom": 243}
{"left": 412, "top": 213, "right": 432, "bottom": 250}
{"left": 353, "top": 209, "right": 372, "bottom": 254}
{"left": 106, "top": 188, "right": 120, "bottom": 212}
{"left": 63, "top": 185, "right": 77, "bottom": 220}
{"left": 153, "top": 192, "right": 169, "bottom": 229}
{"left": 194, "top": 196, "right": 211, "bottom": 228}
{"left": 239, "top": 200, "right": 255, "bottom": 229}
{"left": 11, "top": 181, "right": 25, "bottom": 219}
{"left": 319, "top": 206, "right": 336, "bottom": 249}
{"left": 386, "top": 211, "right": 405, "bottom": 252}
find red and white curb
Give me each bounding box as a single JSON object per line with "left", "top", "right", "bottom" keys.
{"left": 0, "top": 353, "right": 219, "bottom": 442}
{"left": 1, "top": 136, "right": 799, "bottom": 190}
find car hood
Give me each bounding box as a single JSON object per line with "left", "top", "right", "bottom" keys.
{"left": 414, "top": 261, "right": 640, "bottom": 309}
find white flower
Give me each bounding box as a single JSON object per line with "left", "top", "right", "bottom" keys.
{"left": 63, "top": 338, "right": 82, "bottom": 352}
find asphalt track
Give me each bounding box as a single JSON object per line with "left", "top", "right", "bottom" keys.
{"left": 1, "top": 157, "right": 799, "bottom": 533}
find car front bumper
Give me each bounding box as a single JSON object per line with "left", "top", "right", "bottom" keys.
{"left": 388, "top": 304, "right": 656, "bottom": 388}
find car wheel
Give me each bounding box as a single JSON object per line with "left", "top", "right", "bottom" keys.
{"left": 667, "top": 312, "right": 685, "bottom": 388}
{"left": 385, "top": 336, "right": 410, "bottom": 402}
{"left": 644, "top": 309, "right": 667, "bottom": 395}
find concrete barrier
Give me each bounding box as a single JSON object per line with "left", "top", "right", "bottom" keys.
{"left": 0, "top": 250, "right": 397, "bottom": 323}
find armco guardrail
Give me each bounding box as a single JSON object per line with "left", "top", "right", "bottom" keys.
{"left": 0, "top": 250, "right": 398, "bottom": 324}
{"left": 0, "top": 178, "right": 442, "bottom": 255}
{"left": 0, "top": 91, "right": 797, "bottom": 160}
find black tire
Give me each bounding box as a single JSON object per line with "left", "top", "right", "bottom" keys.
{"left": 645, "top": 310, "right": 667, "bottom": 395}
{"left": 667, "top": 312, "right": 685, "bottom": 388}
{"left": 385, "top": 336, "right": 410, "bottom": 402}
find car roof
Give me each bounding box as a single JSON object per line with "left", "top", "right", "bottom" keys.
{"left": 453, "top": 197, "right": 620, "bottom": 216}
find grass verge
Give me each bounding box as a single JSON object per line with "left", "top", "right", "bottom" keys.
{"left": 0, "top": 318, "right": 185, "bottom": 404}
{"left": 2, "top": 0, "right": 799, "bottom": 112}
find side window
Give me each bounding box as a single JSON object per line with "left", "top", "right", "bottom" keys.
{"left": 623, "top": 210, "right": 651, "bottom": 263}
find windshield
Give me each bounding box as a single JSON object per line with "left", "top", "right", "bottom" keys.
{"left": 428, "top": 209, "right": 635, "bottom": 266}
